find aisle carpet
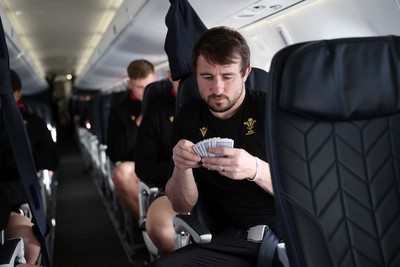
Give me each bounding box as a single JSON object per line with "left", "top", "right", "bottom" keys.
{"left": 53, "top": 136, "right": 131, "bottom": 267}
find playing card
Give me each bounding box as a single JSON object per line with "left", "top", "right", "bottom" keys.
{"left": 192, "top": 137, "right": 234, "bottom": 157}
{"left": 214, "top": 138, "right": 233, "bottom": 157}
{"left": 203, "top": 139, "right": 211, "bottom": 157}
{"left": 192, "top": 143, "right": 202, "bottom": 156}
{"left": 215, "top": 138, "right": 234, "bottom": 148}
{"left": 197, "top": 140, "right": 206, "bottom": 157}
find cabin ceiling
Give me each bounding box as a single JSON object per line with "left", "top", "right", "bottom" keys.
{"left": 0, "top": 0, "right": 308, "bottom": 94}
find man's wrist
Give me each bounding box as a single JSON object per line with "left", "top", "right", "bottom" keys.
{"left": 247, "top": 157, "right": 261, "bottom": 182}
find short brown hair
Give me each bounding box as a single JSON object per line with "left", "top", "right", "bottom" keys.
{"left": 192, "top": 26, "right": 250, "bottom": 77}
{"left": 127, "top": 59, "right": 155, "bottom": 80}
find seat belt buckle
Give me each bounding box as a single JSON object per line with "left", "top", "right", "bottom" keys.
{"left": 247, "top": 225, "right": 268, "bottom": 243}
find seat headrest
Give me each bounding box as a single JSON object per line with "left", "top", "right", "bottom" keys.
{"left": 142, "top": 79, "right": 173, "bottom": 115}
{"left": 276, "top": 36, "right": 400, "bottom": 120}
{"left": 176, "top": 73, "right": 200, "bottom": 114}
{"left": 246, "top": 67, "right": 268, "bottom": 93}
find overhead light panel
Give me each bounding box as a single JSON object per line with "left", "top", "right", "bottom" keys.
{"left": 75, "top": 0, "right": 124, "bottom": 76}
{"left": 2, "top": 0, "right": 45, "bottom": 77}
{"left": 215, "top": 0, "right": 311, "bottom": 29}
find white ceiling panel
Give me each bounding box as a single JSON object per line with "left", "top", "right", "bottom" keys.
{"left": 0, "top": 0, "right": 312, "bottom": 93}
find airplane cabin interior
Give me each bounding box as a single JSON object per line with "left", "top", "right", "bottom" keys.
{"left": 0, "top": 0, "right": 400, "bottom": 266}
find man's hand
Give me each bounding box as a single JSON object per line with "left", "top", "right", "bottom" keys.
{"left": 201, "top": 147, "right": 257, "bottom": 180}
{"left": 172, "top": 139, "right": 202, "bottom": 170}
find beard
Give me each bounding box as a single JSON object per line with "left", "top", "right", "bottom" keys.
{"left": 206, "top": 85, "right": 244, "bottom": 113}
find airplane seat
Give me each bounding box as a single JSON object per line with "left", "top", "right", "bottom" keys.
{"left": 103, "top": 90, "right": 128, "bottom": 184}
{"left": 15, "top": 98, "right": 56, "bottom": 145}
{"left": 89, "top": 93, "right": 115, "bottom": 200}
{"left": 173, "top": 73, "right": 215, "bottom": 244}
{"left": 245, "top": 67, "right": 268, "bottom": 93}
{"left": 101, "top": 91, "right": 132, "bottom": 226}
{"left": 104, "top": 90, "right": 128, "bottom": 193}
{"left": 20, "top": 99, "right": 47, "bottom": 124}
{"left": 98, "top": 93, "right": 114, "bottom": 200}
{"left": 175, "top": 73, "right": 200, "bottom": 114}
{"left": 138, "top": 79, "right": 173, "bottom": 225}
{"left": 266, "top": 35, "right": 400, "bottom": 267}
{"left": 102, "top": 90, "right": 128, "bottom": 144}
{"left": 172, "top": 72, "right": 207, "bottom": 248}
{"left": 1, "top": 17, "right": 51, "bottom": 265}
{"left": 136, "top": 79, "right": 174, "bottom": 261}
{"left": 34, "top": 102, "right": 56, "bottom": 143}
{"left": 86, "top": 94, "right": 103, "bottom": 176}
{"left": 36, "top": 169, "right": 57, "bottom": 252}
{"left": 110, "top": 90, "right": 128, "bottom": 107}
{"left": 74, "top": 96, "right": 95, "bottom": 170}
{"left": 100, "top": 93, "right": 113, "bottom": 145}
{"left": 13, "top": 97, "right": 59, "bottom": 243}
{"left": 173, "top": 193, "right": 220, "bottom": 248}
{"left": 86, "top": 94, "right": 103, "bottom": 141}
{"left": 141, "top": 79, "right": 173, "bottom": 116}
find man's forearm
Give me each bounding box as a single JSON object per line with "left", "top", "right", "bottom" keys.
{"left": 166, "top": 167, "right": 198, "bottom": 214}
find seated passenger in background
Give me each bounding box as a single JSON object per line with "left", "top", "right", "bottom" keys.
{"left": 135, "top": 70, "right": 179, "bottom": 255}
{"left": 10, "top": 69, "right": 59, "bottom": 173}
{"left": 152, "top": 26, "right": 280, "bottom": 266}
{"left": 0, "top": 113, "right": 43, "bottom": 266}
{"left": 106, "top": 59, "right": 157, "bottom": 220}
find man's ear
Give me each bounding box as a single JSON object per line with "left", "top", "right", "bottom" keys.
{"left": 151, "top": 73, "right": 157, "bottom": 82}
{"left": 243, "top": 66, "right": 252, "bottom": 82}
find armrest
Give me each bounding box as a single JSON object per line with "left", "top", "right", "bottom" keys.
{"left": 138, "top": 181, "right": 162, "bottom": 226}
{"left": 173, "top": 214, "right": 212, "bottom": 244}
{"left": 0, "top": 237, "right": 26, "bottom": 266}
{"left": 277, "top": 242, "right": 290, "bottom": 267}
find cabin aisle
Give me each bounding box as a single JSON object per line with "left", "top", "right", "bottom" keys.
{"left": 53, "top": 135, "right": 131, "bottom": 267}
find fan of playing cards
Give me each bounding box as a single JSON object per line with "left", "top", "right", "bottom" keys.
{"left": 192, "top": 137, "right": 234, "bottom": 157}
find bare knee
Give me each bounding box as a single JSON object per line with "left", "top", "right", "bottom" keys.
{"left": 112, "top": 161, "right": 138, "bottom": 189}
{"left": 112, "top": 162, "right": 140, "bottom": 218}
{"left": 24, "top": 242, "right": 42, "bottom": 265}
{"left": 146, "top": 196, "right": 177, "bottom": 254}
{"left": 5, "top": 212, "right": 41, "bottom": 264}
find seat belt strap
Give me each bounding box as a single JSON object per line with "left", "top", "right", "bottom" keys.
{"left": 0, "top": 18, "right": 51, "bottom": 266}
{"left": 257, "top": 228, "right": 279, "bottom": 267}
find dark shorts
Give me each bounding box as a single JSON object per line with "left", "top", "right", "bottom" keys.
{"left": 151, "top": 226, "right": 283, "bottom": 267}
{"left": 154, "top": 191, "right": 166, "bottom": 199}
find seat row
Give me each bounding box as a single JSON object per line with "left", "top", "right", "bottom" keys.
{"left": 74, "top": 35, "right": 400, "bottom": 267}
{"left": 73, "top": 89, "right": 150, "bottom": 265}
{"left": 73, "top": 66, "right": 271, "bottom": 265}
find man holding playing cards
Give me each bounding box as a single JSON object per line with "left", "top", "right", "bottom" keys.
{"left": 153, "top": 26, "right": 280, "bottom": 266}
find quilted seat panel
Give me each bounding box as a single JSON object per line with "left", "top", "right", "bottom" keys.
{"left": 267, "top": 35, "right": 400, "bottom": 267}
{"left": 275, "top": 111, "right": 400, "bottom": 267}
